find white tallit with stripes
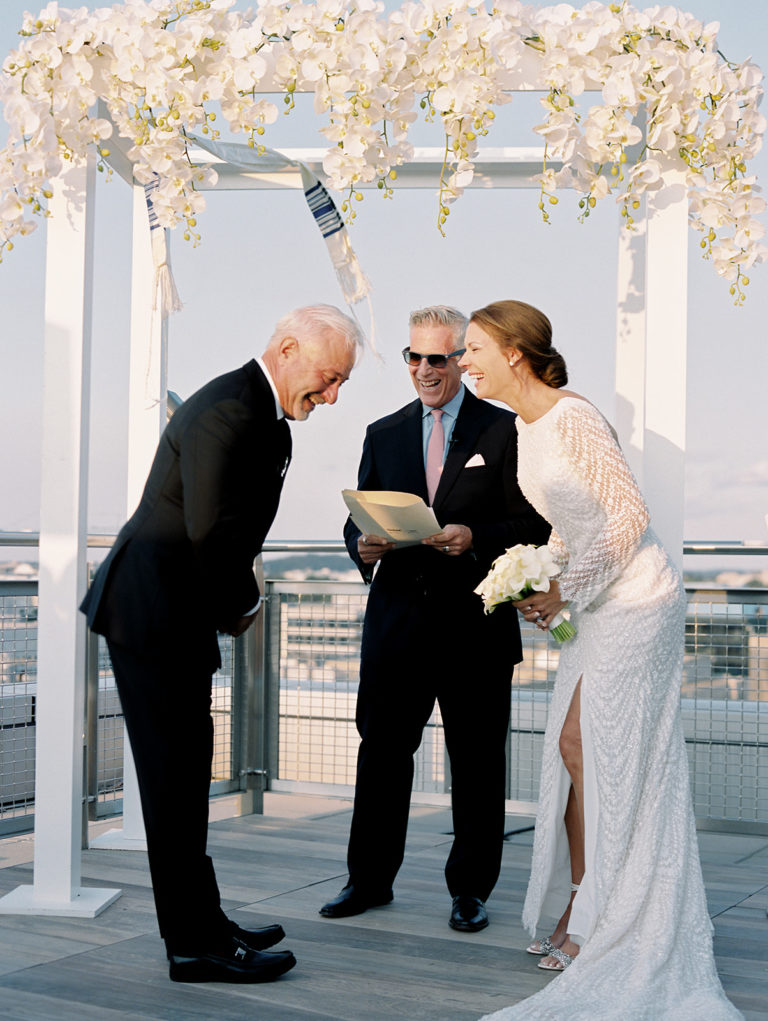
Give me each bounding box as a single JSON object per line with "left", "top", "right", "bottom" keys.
{"left": 145, "top": 135, "right": 375, "bottom": 352}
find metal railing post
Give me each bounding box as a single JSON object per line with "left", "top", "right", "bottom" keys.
{"left": 235, "top": 556, "right": 268, "bottom": 814}
{"left": 84, "top": 623, "right": 100, "bottom": 833}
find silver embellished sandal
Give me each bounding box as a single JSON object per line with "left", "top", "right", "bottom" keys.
{"left": 533, "top": 883, "right": 579, "bottom": 967}
{"left": 526, "top": 936, "right": 556, "bottom": 956}
{"left": 538, "top": 946, "right": 574, "bottom": 971}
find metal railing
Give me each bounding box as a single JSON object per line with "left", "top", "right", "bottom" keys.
{"left": 262, "top": 567, "right": 768, "bottom": 832}
{"left": 1, "top": 535, "right": 767, "bottom": 837}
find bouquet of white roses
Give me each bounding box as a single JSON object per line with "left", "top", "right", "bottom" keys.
{"left": 474, "top": 544, "right": 576, "bottom": 644}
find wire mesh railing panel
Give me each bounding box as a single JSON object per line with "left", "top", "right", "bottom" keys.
{"left": 270, "top": 585, "right": 367, "bottom": 788}
{"left": 91, "top": 633, "right": 238, "bottom": 810}
{"left": 94, "top": 638, "right": 124, "bottom": 812}
{"left": 683, "top": 591, "right": 768, "bottom": 825}
{"left": 0, "top": 584, "right": 37, "bottom": 828}
{"left": 211, "top": 636, "right": 236, "bottom": 786}
{"left": 86, "top": 575, "right": 238, "bottom": 814}
{"left": 268, "top": 583, "right": 543, "bottom": 800}
{"left": 507, "top": 620, "right": 558, "bottom": 805}
{"left": 268, "top": 583, "right": 448, "bottom": 793}
{"left": 266, "top": 582, "right": 768, "bottom": 827}
{"left": 413, "top": 702, "right": 446, "bottom": 796}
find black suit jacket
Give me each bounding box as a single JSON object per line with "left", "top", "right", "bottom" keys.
{"left": 344, "top": 387, "right": 550, "bottom": 669}
{"left": 81, "top": 360, "right": 291, "bottom": 667}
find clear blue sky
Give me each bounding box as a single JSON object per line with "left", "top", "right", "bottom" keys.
{"left": 0, "top": 0, "right": 766, "bottom": 549}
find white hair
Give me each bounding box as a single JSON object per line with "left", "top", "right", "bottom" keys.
{"left": 408, "top": 305, "right": 468, "bottom": 346}
{"left": 268, "top": 304, "right": 363, "bottom": 359}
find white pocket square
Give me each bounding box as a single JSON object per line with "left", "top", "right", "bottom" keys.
{"left": 464, "top": 453, "right": 486, "bottom": 468}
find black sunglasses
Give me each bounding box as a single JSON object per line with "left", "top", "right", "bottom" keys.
{"left": 401, "top": 347, "right": 465, "bottom": 368}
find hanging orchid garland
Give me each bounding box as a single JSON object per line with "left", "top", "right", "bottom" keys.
{"left": 0, "top": 0, "right": 765, "bottom": 301}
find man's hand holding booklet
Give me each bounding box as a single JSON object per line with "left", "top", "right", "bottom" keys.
{"left": 342, "top": 490, "right": 441, "bottom": 546}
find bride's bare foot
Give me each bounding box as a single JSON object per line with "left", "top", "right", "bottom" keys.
{"left": 538, "top": 936, "right": 580, "bottom": 972}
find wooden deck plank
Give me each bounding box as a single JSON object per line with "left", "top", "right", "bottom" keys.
{"left": 0, "top": 794, "right": 765, "bottom": 1021}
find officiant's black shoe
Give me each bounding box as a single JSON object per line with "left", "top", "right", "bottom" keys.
{"left": 449, "top": 896, "right": 488, "bottom": 932}
{"left": 228, "top": 919, "right": 285, "bottom": 951}
{"left": 319, "top": 883, "right": 393, "bottom": 918}
{"left": 168, "top": 935, "right": 296, "bottom": 983}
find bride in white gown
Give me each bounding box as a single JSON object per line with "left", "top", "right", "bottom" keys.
{"left": 459, "top": 300, "right": 741, "bottom": 1021}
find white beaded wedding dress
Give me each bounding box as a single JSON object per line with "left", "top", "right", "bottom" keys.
{"left": 481, "top": 397, "right": 741, "bottom": 1021}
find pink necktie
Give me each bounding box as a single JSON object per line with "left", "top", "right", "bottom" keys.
{"left": 426, "top": 409, "right": 445, "bottom": 505}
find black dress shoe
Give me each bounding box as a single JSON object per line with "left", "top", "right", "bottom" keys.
{"left": 319, "top": 883, "right": 393, "bottom": 918}
{"left": 168, "top": 936, "right": 296, "bottom": 983}
{"left": 449, "top": 895, "right": 488, "bottom": 932}
{"left": 165, "top": 920, "right": 285, "bottom": 959}
{"left": 228, "top": 919, "right": 285, "bottom": 951}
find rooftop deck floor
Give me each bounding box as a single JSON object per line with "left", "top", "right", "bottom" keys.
{"left": 0, "top": 794, "right": 766, "bottom": 1021}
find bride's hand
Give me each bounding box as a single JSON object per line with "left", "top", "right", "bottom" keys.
{"left": 511, "top": 581, "right": 568, "bottom": 630}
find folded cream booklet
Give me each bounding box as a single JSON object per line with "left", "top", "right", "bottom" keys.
{"left": 342, "top": 490, "right": 441, "bottom": 545}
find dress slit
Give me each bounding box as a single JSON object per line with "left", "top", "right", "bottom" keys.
{"left": 566, "top": 673, "right": 598, "bottom": 947}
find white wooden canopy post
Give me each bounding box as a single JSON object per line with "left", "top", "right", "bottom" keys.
{"left": 91, "top": 180, "right": 166, "bottom": 851}
{"left": 614, "top": 196, "right": 689, "bottom": 573}
{"left": 0, "top": 157, "right": 120, "bottom": 917}
{"left": 641, "top": 163, "right": 689, "bottom": 570}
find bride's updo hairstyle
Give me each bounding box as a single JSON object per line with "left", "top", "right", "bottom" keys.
{"left": 469, "top": 300, "right": 568, "bottom": 388}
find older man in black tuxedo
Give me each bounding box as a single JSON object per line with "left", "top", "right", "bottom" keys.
{"left": 320, "top": 306, "right": 549, "bottom": 933}
{"left": 82, "top": 305, "right": 360, "bottom": 983}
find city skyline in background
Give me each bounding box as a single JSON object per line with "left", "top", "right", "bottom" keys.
{"left": 0, "top": 0, "right": 766, "bottom": 553}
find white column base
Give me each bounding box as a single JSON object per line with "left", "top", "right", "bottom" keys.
{"left": 89, "top": 829, "right": 147, "bottom": 851}
{"left": 0, "top": 884, "right": 121, "bottom": 918}
{"left": 88, "top": 734, "right": 147, "bottom": 850}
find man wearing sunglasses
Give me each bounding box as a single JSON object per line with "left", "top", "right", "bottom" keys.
{"left": 320, "top": 306, "right": 549, "bottom": 933}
